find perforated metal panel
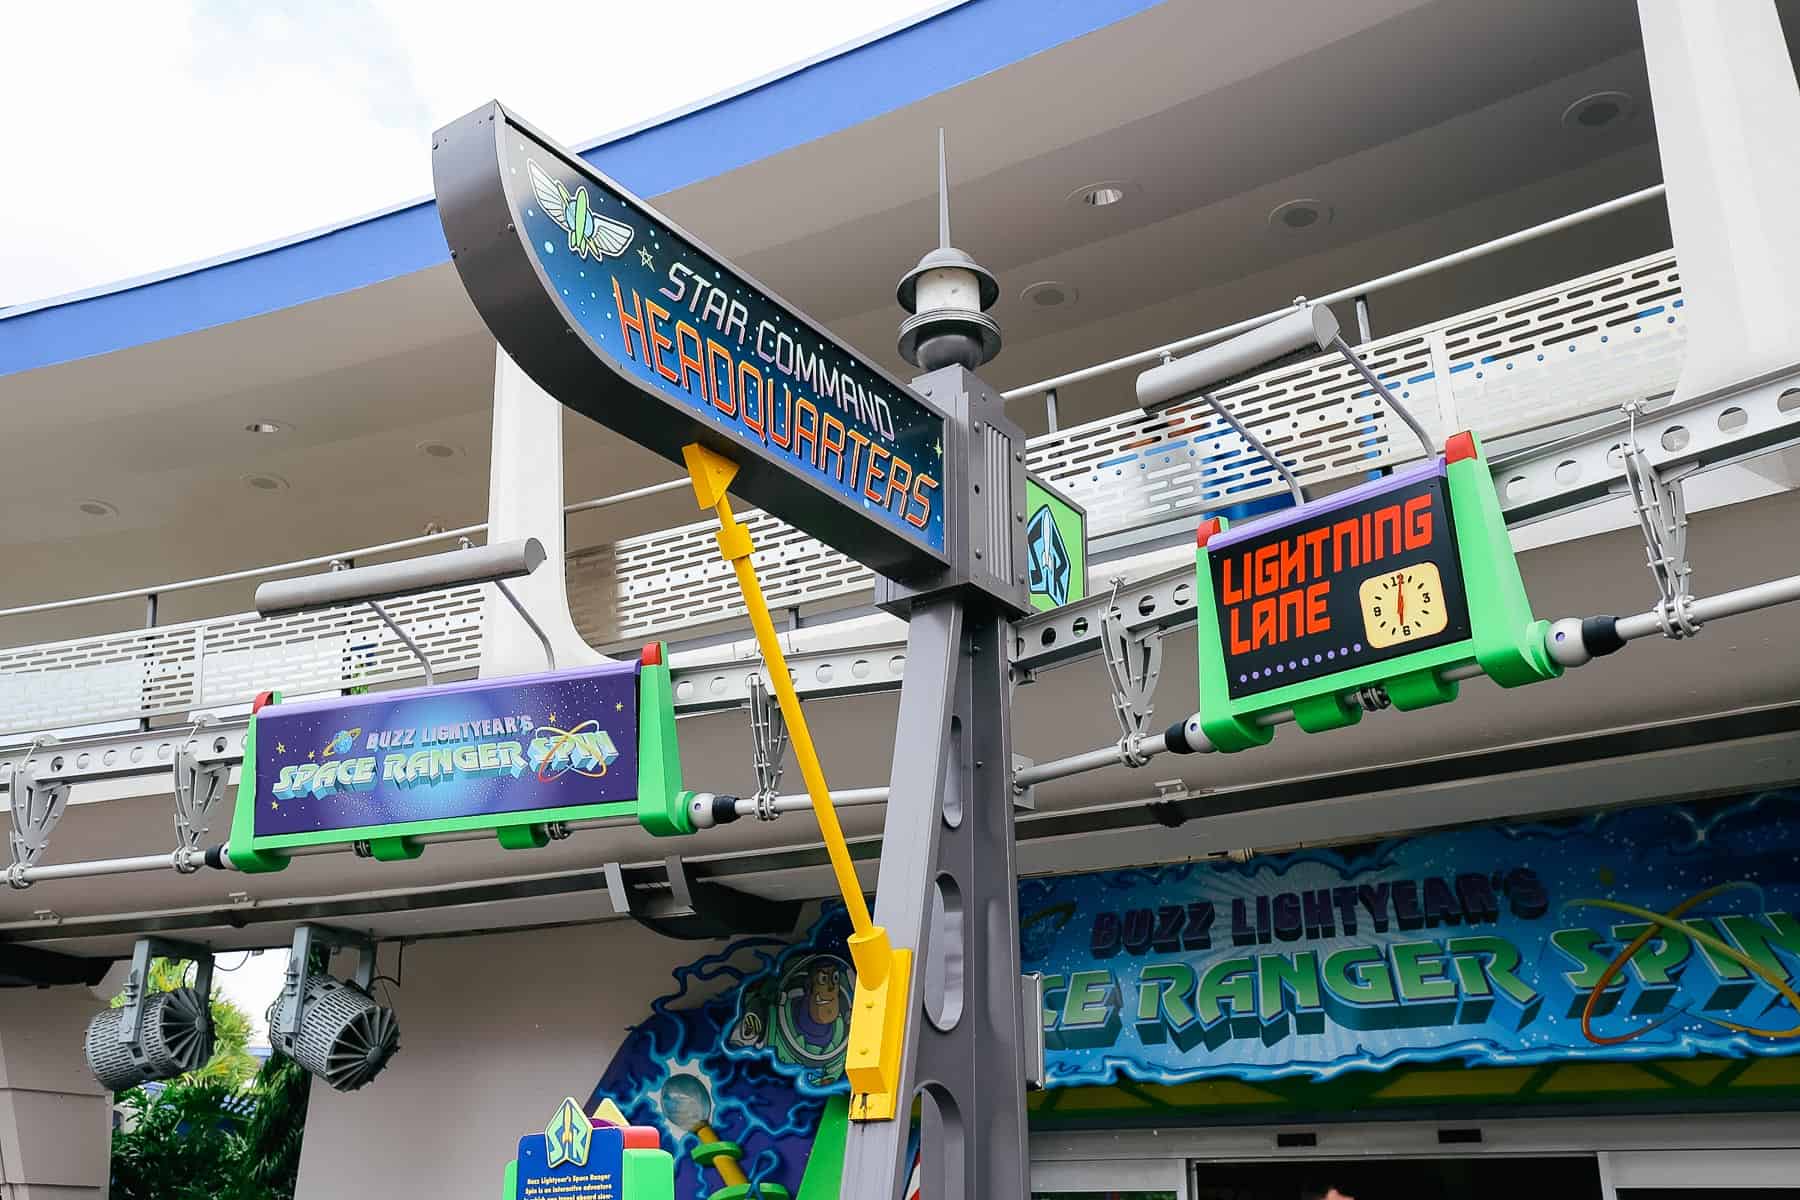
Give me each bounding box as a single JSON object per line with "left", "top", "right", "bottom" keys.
{"left": 0, "top": 587, "right": 485, "bottom": 736}
{"left": 0, "top": 253, "right": 1691, "bottom": 737}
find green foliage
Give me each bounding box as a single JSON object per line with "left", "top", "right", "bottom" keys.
{"left": 109, "top": 1081, "right": 254, "bottom": 1200}
{"left": 108, "top": 1051, "right": 312, "bottom": 1200}
{"left": 238, "top": 1048, "right": 312, "bottom": 1200}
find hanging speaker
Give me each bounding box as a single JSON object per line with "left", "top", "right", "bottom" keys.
{"left": 84, "top": 987, "right": 214, "bottom": 1091}
{"left": 269, "top": 973, "right": 400, "bottom": 1092}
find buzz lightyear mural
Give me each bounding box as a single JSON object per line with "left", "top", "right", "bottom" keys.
{"left": 730, "top": 953, "right": 854, "bottom": 1087}
{"left": 588, "top": 907, "right": 861, "bottom": 1200}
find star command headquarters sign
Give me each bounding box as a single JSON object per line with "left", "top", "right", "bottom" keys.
{"left": 433, "top": 102, "right": 950, "bottom": 581}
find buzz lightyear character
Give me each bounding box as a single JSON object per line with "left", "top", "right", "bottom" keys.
{"left": 731, "top": 954, "right": 853, "bottom": 1086}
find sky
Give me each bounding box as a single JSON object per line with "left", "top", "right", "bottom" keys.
{"left": 4, "top": 0, "right": 943, "bottom": 1036}
{"left": 0, "top": 0, "right": 947, "bottom": 310}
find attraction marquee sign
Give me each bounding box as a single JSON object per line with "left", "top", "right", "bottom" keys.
{"left": 1192, "top": 431, "right": 1560, "bottom": 751}
{"left": 226, "top": 651, "right": 691, "bottom": 872}
{"left": 1020, "top": 792, "right": 1800, "bottom": 1086}
{"left": 433, "top": 102, "right": 949, "bottom": 579}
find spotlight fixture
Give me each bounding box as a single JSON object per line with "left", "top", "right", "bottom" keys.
{"left": 1268, "top": 198, "right": 1333, "bottom": 232}
{"left": 268, "top": 924, "right": 400, "bottom": 1093}
{"left": 1562, "top": 90, "right": 1634, "bottom": 131}
{"left": 417, "top": 440, "right": 461, "bottom": 459}
{"left": 244, "top": 421, "right": 285, "bottom": 435}
{"left": 242, "top": 472, "right": 290, "bottom": 492}
{"left": 84, "top": 938, "right": 215, "bottom": 1091}
{"left": 1068, "top": 181, "right": 1130, "bottom": 209}
{"left": 77, "top": 500, "right": 117, "bottom": 517}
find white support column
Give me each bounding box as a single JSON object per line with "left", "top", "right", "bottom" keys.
{"left": 0, "top": 987, "right": 109, "bottom": 1199}
{"left": 480, "top": 348, "right": 610, "bottom": 678}
{"left": 1639, "top": 0, "right": 1800, "bottom": 401}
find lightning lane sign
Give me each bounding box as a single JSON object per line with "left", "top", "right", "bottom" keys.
{"left": 433, "top": 102, "right": 950, "bottom": 579}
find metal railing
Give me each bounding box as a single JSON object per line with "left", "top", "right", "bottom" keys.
{"left": 0, "top": 188, "right": 1679, "bottom": 740}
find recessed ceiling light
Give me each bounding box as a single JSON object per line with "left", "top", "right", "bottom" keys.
{"left": 1067, "top": 181, "right": 1130, "bottom": 209}
{"left": 1268, "top": 198, "right": 1333, "bottom": 232}
{"left": 1562, "top": 91, "right": 1634, "bottom": 130}
{"left": 417, "top": 441, "right": 462, "bottom": 459}
{"left": 244, "top": 420, "right": 285, "bottom": 435}
{"left": 78, "top": 500, "right": 117, "bottom": 517}
{"left": 1020, "top": 281, "right": 1079, "bottom": 309}
{"left": 242, "top": 473, "right": 289, "bottom": 492}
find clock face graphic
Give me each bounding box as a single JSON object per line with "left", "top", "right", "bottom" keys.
{"left": 1358, "top": 562, "right": 1449, "bottom": 648}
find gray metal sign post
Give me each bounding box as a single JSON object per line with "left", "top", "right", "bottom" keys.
{"left": 435, "top": 103, "right": 1032, "bottom": 1200}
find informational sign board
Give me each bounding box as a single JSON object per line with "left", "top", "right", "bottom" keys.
{"left": 227, "top": 655, "right": 690, "bottom": 872}
{"left": 1208, "top": 460, "right": 1472, "bottom": 701}
{"left": 1023, "top": 474, "right": 1086, "bottom": 612}
{"left": 1020, "top": 791, "right": 1800, "bottom": 1086}
{"left": 434, "top": 102, "right": 950, "bottom": 580}
{"left": 1193, "top": 432, "right": 1558, "bottom": 751}
{"left": 502, "top": 1096, "right": 673, "bottom": 1200}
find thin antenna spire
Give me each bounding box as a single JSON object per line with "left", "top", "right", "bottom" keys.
{"left": 937, "top": 128, "right": 951, "bottom": 250}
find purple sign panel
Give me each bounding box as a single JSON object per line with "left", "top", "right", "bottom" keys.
{"left": 251, "top": 662, "right": 639, "bottom": 841}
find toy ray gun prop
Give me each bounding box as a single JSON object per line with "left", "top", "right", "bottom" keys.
{"left": 220, "top": 540, "right": 705, "bottom": 870}
{"left": 1136, "top": 303, "right": 1560, "bottom": 753}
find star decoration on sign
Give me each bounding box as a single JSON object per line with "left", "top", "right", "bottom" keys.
{"left": 307, "top": 749, "right": 316, "bottom": 760}
{"left": 270, "top": 801, "right": 279, "bottom": 810}
{"left": 615, "top": 701, "right": 624, "bottom": 712}
{"left": 638, "top": 247, "right": 655, "bottom": 269}
{"left": 275, "top": 742, "right": 286, "bottom": 753}
{"left": 547, "top": 711, "right": 557, "bottom": 723}
{"left": 933, "top": 438, "right": 943, "bottom": 457}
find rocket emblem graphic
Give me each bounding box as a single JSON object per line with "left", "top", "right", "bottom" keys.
{"left": 528, "top": 159, "right": 634, "bottom": 262}
{"left": 544, "top": 1096, "right": 591, "bottom": 1169}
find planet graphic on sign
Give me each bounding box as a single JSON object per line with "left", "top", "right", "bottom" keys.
{"left": 320, "top": 728, "right": 362, "bottom": 757}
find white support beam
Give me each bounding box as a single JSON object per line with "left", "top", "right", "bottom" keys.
{"left": 1639, "top": 0, "right": 1800, "bottom": 401}
{"left": 481, "top": 349, "right": 611, "bottom": 676}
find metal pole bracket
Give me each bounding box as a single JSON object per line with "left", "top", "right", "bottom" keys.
{"left": 1622, "top": 400, "right": 1701, "bottom": 638}
{"left": 7, "top": 752, "right": 69, "bottom": 890}
{"left": 172, "top": 747, "right": 232, "bottom": 874}
{"left": 1099, "top": 580, "right": 1163, "bottom": 767}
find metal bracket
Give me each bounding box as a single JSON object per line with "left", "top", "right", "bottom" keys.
{"left": 1099, "top": 580, "right": 1163, "bottom": 767}
{"left": 278, "top": 924, "right": 379, "bottom": 1043}
{"left": 1623, "top": 400, "right": 1700, "bottom": 638}
{"left": 7, "top": 750, "right": 69, "bottom": 890}
{"left": 172, "top": 747, "right": 231, "bottom": 874}
{"left": 1330, "top": 332, "right": 1434, "bottom": 456}
{"left": 616, "top": 855, "right": 802, "bottom": 940}
{"left": 116, "top": 937, "right": 216, "bottom": 1062}
{"left": 748, "top": 675, "right": 789, "bottom": 821}
{"left": 366, "top": 601, "right": 434, "bottom": 687}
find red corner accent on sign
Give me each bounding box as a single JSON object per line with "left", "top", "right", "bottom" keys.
{"left": 1195, "top": 518, "right": 1223, "bottom": 548}
{"left": 251, "top": 691, "right": 275, "bottom": 714}
{"left": 622, "top": 1126, "right": 661, "bottom": 1149}
{"left": 1444, "top": 431, "right": 1477, "bottom": 464}
{"left": 640, "top": 642, "right": 663, "bottom": 667}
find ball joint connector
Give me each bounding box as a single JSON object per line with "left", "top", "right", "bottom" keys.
{"left": 1546, "top": 616, "right": 1627, "bottom": 669}
{"left": 684, "top": 791, "right": 744, "bottom": 830}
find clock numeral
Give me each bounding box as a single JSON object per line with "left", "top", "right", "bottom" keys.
{"left": 1372, "top": 605, "right": 1382, "bottom": 617}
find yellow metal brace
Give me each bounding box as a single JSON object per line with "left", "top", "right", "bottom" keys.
{"left": 681, "top": 443, "right": 911, "bottom": 1122}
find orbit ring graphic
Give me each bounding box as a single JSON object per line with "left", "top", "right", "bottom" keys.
{"left": 1564, "top": 882, "right": 1800, "bottom": 1044}
{"left": 533, "top": 719, "right": 612, "bottom": 783}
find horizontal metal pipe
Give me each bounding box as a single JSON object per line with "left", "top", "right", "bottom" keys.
{"left": 1002, "top": 184, "right": 1666, "bottom": 402}
{"left": 562, "top": 477, "right": 690, "bottom": 515}
{"left": 1615, "top": 572, "right": 1800, "bottom": 642}
{"left": 12, "top": 852, "right": 182, "bottom": 884}
{"left": 254, "top": 539, "right": 544, "bottom": 617}
{"left": 1013, "top": 733, "right": 1170, "bottom": 790}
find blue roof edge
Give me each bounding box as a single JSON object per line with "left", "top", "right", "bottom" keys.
{"left": 0, "top": 0, "right": 1162, "bottom": 378}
